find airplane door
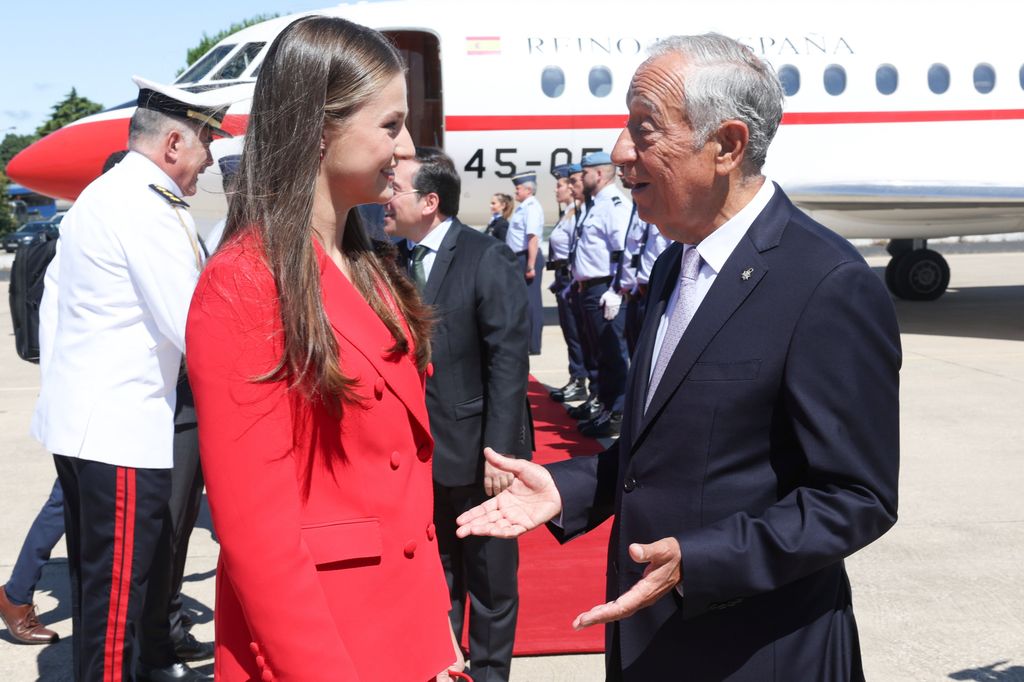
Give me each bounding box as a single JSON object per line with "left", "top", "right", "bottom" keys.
{"left": 385, "top": 31, "right": 443, "bottom": 148}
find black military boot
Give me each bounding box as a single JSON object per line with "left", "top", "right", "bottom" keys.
{"left": 550, "top": 377, "right": 587, "bottom": 403}
{"left": 568, "top": 394, "right": 602, "bottom": 421}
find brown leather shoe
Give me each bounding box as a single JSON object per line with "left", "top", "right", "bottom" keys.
{"left": 0, "top": 585, "right": 59, "bottom": 644}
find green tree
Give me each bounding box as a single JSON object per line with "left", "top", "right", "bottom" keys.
{"left": 182, "top": 14, "right": 279, "bottom": 71}
{"left": 35, "top": 88, "right": 103, "bottom": 138}
{"left": 0, "top": 172, "right": 16, "bottom": 236}
{"left": 0, "top": 133, "right": 38, "bottom": 171}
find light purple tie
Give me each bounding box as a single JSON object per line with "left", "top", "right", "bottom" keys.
{"left": 646, "top": 246, "right": 701, "bottom": 412}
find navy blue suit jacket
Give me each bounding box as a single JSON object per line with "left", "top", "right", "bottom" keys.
{"left": 548, "top": 186, "right": 901, "bottom": 681}
{"left": 402, "top": 219, "right": 533, "bottom": 486}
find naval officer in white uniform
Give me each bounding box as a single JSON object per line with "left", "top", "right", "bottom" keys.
{"left": 31, "top": 76, "right": 239, "bottom": 682}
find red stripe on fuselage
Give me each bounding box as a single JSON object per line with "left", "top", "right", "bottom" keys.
{"left": 444, "top": 109, "right": 1024, "bottom": 131}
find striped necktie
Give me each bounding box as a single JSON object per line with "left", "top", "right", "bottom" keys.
{"left": 645, "top": 246, "right": 702, "bottom": 412}
{"left": 409, "top": 244, "right": 429, "bottom": 292}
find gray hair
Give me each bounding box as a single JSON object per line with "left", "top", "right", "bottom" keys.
{"left": 127, "top": 108, "right": 198, "bottom": 151}
{"left": 520, "top": 180, "right": 536, "bottom": 194}
{"left": 647, "top": 33, "right": 784, "bottom": 173}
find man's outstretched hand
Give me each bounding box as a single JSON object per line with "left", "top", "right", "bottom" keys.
{"left": 456, "top": 448, "right": 562, "bottom": 539}
{"left": 572, "top": 538, "right": 682, "bottom": 630}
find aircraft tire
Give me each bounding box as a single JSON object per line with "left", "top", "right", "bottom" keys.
{"left": 887, "top": 249, "right": 950, "bottom": 301}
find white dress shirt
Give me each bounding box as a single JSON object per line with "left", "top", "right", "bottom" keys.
{"left": 407, "top": 217, "right": 454, "bottom": 281}
{"left": 650, "top": 180, "right": 776, "bottom": 383}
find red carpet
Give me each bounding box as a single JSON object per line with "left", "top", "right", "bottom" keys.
{"left": 509, "top": 377, "right": 611, "bottom": 655}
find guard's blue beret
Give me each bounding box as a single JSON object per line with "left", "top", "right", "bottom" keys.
{"left": 581, "top": 151, "right": 612, "bottom": 167}
{"left": 552, "top": 164, "right": 572, "bottom": 179}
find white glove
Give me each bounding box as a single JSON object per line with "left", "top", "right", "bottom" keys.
{"left": 600, "top": 289, "right": 622, "bottom": 320}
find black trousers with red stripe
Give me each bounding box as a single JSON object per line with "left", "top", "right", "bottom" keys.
{"left": 54, "top": 455, "right": 172, "bottom": 682}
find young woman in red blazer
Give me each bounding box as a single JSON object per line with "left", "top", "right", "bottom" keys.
{"left": 186, "top": 17, "right": 462, "bottom": 681}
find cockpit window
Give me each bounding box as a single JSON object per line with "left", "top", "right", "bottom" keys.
{"left": 176, "top": 44, "right": 237, "bottom": 84}
{"left": 588, "top": 66, "right": 613, "bottom": 97}
{"left": 541, "top": 66, "right": 565, "bottom": 98}
{"left": 214, "top": 43, "right": 266, "bottom": 81}
{"left": 876, "top": 64, "right": 898, "bottom": 95}
{"left": 823, "top": 64, "right": 847, "bottom": 96}
{"left": 777, "top": 65, "right": 800, "bottom": 96}
{"left": 928, "top": 64, "right": 950, "bottom": 94}
{"left": 973, "top": 63, "right": 996, "bottom": 93}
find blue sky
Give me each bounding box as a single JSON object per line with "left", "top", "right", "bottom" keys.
{"left": 2, "top": 1, "right": 351, "bottom": 136}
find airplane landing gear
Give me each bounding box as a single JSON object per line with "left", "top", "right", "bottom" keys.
{"left": 884, "top": 239, "right": 950, "bottom": 301}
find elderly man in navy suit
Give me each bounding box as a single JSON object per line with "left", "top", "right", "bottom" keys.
{"left": 457, "top": 33, "right": 901, "bottom": 681}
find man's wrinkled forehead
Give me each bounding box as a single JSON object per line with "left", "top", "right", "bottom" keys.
{"left": 626, "top": 53, "right": 688, "bottom": 119}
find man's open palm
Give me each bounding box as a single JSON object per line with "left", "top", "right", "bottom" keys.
{"left": 456, "top": 448, "right": 562, "bottom": 538}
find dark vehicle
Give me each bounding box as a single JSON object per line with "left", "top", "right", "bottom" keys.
{"left": 3, "top": 215, "right": 62, "bottom": 253}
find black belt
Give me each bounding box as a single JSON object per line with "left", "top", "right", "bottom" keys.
{"left": 546, "top": 258, "right": 568, "bottom": 271}
{"left": 515, "top": 250, "right": 528, "bottom": 256}
{"left": 577, "top": 276, "right": 613, "bottom": 290}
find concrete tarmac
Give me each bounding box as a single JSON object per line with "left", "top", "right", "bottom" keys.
{"left": 1, "top": 246, "right": 1022, "bottom": 681}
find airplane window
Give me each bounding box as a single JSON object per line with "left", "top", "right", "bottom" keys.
{"left": 541, "top": 66, "right": 565, "bottom": 98}
{"left": 928, "top": 64, "right": 950, "bottom": 94}
{"left": 214, "top": 42, "right": 266, "bottom": 81}
{"left": 973, "top": 63, "right": 996, "bottom": 93}
{"left": 1020, "top": 64, "right": 1024, "bottom": 90}
{"left": 876, "top": 64, "right": 898, "bottom": 95}
{"left": 777, "top": 65, "right": 800, "bottom": 96}
{"left": 175, "top": 44, "right": 237, "bottom": 85}
{"left": 823, "top": 64, "right": 846, "bottom": 96}
{"left": 589, "top": 66, "right": 613, "bottom": 98}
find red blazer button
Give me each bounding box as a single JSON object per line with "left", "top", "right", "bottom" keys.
{"left": 390, "top": 451, "right": 401, "bottom": 469}
{"left": 249, "top": 642, "right": 261, "bottom": 655}
{"left": 404, "top": 540, "right": 417, "bottom": 557}
{"left": 426, "top": 523, "right": 436, "bottom": 540}
{"left": 426, "top": 362, "right": 435, "bottom": 377}
{"left": 374, "top": 377, "right": 385, "bottom": 399}
{"left": 255, "top": 656, "right": 266, "bottom": 667}
{"left": 262, "top": 671, "right": 275, "bottom": 682}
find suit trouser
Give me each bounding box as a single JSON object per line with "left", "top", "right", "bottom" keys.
{"left": 166, "top": 420, "right": 204, "bottom": 643}
{"left": 54, "top": 454, "right": 171, "bottom": 682}
{"left": 551, "top": 269, "right": 586, "bottom": 380}
{"left": 434, "top": 482, "right": 519, "bottom": 682}
{"left": 579, "top": 283, "right": 628, "bottom": 413}
{"left": 5, "top": 478, "right": 64, "bottom": 606}
{"left": 516, "top": 251, "right": 545, "bottom": 355}
{"left": 624, "top": 293, "right": 648, "bottom": 359}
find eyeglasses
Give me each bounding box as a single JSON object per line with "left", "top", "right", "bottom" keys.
{"left": 390, "top": 189, "right": 423, "bottom": 200}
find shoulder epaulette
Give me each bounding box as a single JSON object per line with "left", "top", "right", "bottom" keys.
{"left": 611, "top": 196, "right": 622, "bottom": 205}
{"left": 149, "top": 184, "right": 190, "bottom": 208}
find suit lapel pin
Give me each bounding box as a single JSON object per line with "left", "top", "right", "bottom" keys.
{"left": 741, "top": 267, "right": 754, "bottom": 281}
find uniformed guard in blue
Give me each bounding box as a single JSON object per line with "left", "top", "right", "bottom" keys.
{"left": 572, "top": 152, "right": 632, "bottom": 438}
{"left": 565, "top": 163, "right": 601, "bottom": 420}
{"left": 506, "top": 171, "right": 546, "bottom": 354}
{"left": 616, "top": 175, "right": 672, "bottom": 356}
{"left": 546, "top": 164, "right": 588, "bottom": 402}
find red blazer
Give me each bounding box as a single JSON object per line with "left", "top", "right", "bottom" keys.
{"left": 186, "top": 231, "right": 452, "bottom": 681}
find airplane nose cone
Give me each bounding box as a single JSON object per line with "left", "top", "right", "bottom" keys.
{"left": 6, "top": 115, "right": 131, "bottom": 201}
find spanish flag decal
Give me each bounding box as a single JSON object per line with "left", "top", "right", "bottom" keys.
{"left": 466, "top": 36, "right": 501, "bottom": 55}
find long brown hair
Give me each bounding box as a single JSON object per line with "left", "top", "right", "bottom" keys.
{"left": 495, "top": 193, "right": 514, "bottom": 221}
{"left": 222, "top": 16, "right": 431, "bottom": 407}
